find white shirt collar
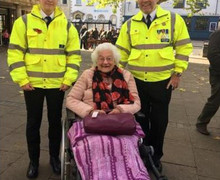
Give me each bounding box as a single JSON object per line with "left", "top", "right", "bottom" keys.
{"left": 143, "top": 9, "right": 156, "bottom": 21}
{"left": 40, "top": 9, "right": 54, "bottom": 19}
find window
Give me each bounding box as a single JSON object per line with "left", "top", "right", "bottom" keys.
{"left": 62, "top": 0, "right": 67, "bottom": 4}
{"left": 209, "top": 22, "right": 217, "bottom": 32}
{"left": 75, "top": 0, "right": 81, "bottom": 6}
{"left": 195, "top": 17, "right": 208, "bottom": 31}
{"left": 174, "top": 0, "right": 185, "bottom": 8}
{"left": 75, "top": 14, "right": 81, "bottom": 20}
{"left": 183, "top": 17, "right": 191, "bottom": 31}
{"left": 98, "top": 14, "right": 105, "bottom": 20}
{"left": 126, "top": 2, "right": 131, "bottom": 11}
{"left": 195, "top": 0, "right": 207, "bottom": 9}
{"left": 110, "top": 15, "right": 117, "bottom": 25}
{"left": 86, "top": 14, "right": 93, "bottom": 20}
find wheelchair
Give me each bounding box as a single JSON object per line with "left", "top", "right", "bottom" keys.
{"left": 61, "top": 109, "right": 168, "bottom": 180}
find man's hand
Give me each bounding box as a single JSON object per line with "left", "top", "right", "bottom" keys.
{"left": 166, "top": 74, "right": 181, "bottom": 90}
{"left": 21, "top": 83, "right": 35, "bottom": 91}
{"left": 60, "top": 84, "right": 70, "bottom": 91}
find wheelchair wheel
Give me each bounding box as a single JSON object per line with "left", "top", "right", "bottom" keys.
{"left": 61, "top": 117, "right": 72, "bottom": 180}
{"left": 61, "top": 109, "right": 83, "bottom": 180}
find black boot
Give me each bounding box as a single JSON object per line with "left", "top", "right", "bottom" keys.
{"left": 50, "top": 156, "right": 61, "bottom": 175}
{"left": 196, "top": 124, "right": 210, "bottom": 135}
{"left": 26, "top": 161, "right": 39, "bottom": 179}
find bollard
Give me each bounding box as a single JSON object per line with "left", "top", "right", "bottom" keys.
{"left": 203, "top": 41, "right": 209, "bottom": 58}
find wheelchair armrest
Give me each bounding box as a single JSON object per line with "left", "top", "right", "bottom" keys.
{"left": 66, "top": 108, "right": 76, "bottom": 120}
{"left": 66, "top": 108, "right": 79, "bottom": 126}
{"left": 134, "top": 111, "right": 145, "bottom": 120}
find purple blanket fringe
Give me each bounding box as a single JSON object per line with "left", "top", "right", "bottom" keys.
{"left": 68, "top": 121, "right": 150, "bottom": 180}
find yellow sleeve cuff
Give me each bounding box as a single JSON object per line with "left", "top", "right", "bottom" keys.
{"left": 63, "top": 79, "right": 73, "bottom": 86}
{"left": 174, "top": 67, "right": 184, "bottom": 73}
{"left": 19, "top": 79, "right": 30, "bottom": 87}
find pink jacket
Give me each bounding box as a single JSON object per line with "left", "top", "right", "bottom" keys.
{"left": 66, "top": 67, "right": 141, "bottom": 118}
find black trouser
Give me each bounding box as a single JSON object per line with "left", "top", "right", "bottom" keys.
{"left": 24, "top": 88, "right": 64, "bottom": 163}
{"left": 135, "top": 78, "right": 172, "bottom": 163}
{"left": 197, "top": 73, "right": 220, "bottom": 125}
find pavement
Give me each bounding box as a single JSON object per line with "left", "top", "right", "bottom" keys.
{"left": 0, "top": 41, "right": 220, "bottom": 180}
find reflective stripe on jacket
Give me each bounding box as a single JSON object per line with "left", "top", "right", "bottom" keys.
{"left": 116, "top": 5, "right": 193, "bottom": 82}
{"left": 7, "top": 5, "right": 81, "bottom": 88}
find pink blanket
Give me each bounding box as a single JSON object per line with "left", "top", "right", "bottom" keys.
{"left": 68, "top": 121, "right": 150, "bottom": 180}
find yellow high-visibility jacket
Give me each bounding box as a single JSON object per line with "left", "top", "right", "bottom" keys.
{"left": 116, "top": 5, "right": 193, "bottom": 82}
{"left": 7, "top": 5, "right": 81, "bottom": 88}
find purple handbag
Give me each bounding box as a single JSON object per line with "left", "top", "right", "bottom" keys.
{"left": 83, "top": 113, "right": 136, "bottom": 135}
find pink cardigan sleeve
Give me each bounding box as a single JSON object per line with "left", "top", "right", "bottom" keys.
{"left": 66, "top": 69, "right": 94, "bottom": 118}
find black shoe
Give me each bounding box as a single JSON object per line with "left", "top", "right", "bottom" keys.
{"left": 196, "top": 124, "right": 210, "bottom": 135}
{"left": 26, "top": 161, "right": 38, "bottom": 179}
{"left": 50, "top": 156, "right": 61, "bottom": 175}
{"left": 155, "top": 161, "right": 162, "bottom": 173}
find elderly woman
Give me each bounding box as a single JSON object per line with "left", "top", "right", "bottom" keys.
{"left": 66, "top": 43, "right": 150, "bottom": 180}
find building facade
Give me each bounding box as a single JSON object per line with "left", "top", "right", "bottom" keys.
{"left": 123, "top": 0, "right": 220, "bottom": 40}
{"left": 0, "top": 0, "right": 39, "bottom": 34}
{"left": 71, "top": 0, "right": 123, "bottom": 32}
{"left": 0, "top": 0, "right": 38, "bottom": 45}
{"left": 58, "top": 0, "right": 71, "bottom": 20}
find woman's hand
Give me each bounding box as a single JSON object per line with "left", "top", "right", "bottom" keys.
{"left": 97, "top": 110, "right": 106, "bottom": 114}
{"left": 90, "top": 110, "right": 106, "bottom": 116}
{"left": 108, "top": 108, "right": 121, "bottom": 114}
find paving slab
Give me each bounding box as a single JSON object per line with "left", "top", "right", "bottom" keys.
{"left": 0, "top": 112, "right": 26, "bottom": 130}
{"left": 0, "top": 150, "right": 60, "bottom": 180}
{"left": 194, "top": 148, "right": 220, "bottom": 179}
{"left": 165, "top": 125, "right": 191, "bottom": 144}
{"left": 0, "top": 104, "right": 16, "bottom": 115}
{"left": 0, "top": 84, "right": 22, "bottom": 101}
{"left": 189, "top": 128, "right": 220, "bottom": 152}
{"left": 169, "top": 103, "right": 189, "bottom": 125}
{"left": 0, "top": 132, "right": 27, "bottom": 154}
{"left": 198, "top": 177, "right": 219, "bottom": 180}
{"left": 163, "top": 139, "right": 195, "bottom": 167}
{"left": 0, "top": 150, "right": 23, "bottom": 174}
{"left": 0, "top": 127, "right": 14, "bottom": 140}
{"left": 162, "top": 163, "right": 197, "bottom": 180}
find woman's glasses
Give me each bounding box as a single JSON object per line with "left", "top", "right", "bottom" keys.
{"left": 98, "top": 56, "right": 114, "bottom": 62}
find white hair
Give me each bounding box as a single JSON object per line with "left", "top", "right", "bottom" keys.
{"left": 91, "top": 43, "right": 120, "bottom": 67}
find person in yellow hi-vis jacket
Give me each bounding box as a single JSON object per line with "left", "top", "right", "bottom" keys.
{"left": 7, "top": 0, "right": 81, "bottom": 178}
{"left": 116, "top": 0, "right": 192, "bottom": 173}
